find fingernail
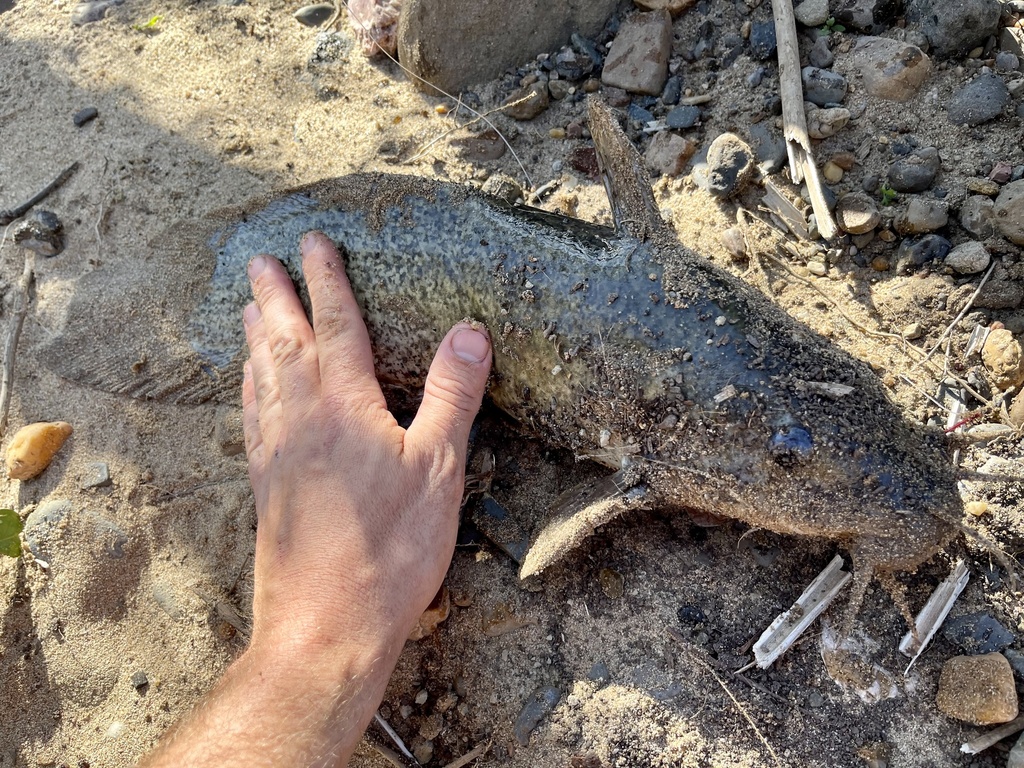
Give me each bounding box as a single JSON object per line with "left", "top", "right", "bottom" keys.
{"left": 300, "top": 231, "right": 318, "bottom": 257}
{"left": 243, "top": 302, "right": 260, "bottom": 326}
{"left": 248, "top": 255, "right": 267, "bottom": 279}
{"left": 451, "top": 327, "right": 489, "bottom": 364}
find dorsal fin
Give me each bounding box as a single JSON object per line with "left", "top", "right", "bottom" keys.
{"left": 587, "top": 98, "right": 663, "bottom": 242}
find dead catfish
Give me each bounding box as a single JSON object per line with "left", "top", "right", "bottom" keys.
{"left": 43, "top": 101, "right": 966, "bottom": 605}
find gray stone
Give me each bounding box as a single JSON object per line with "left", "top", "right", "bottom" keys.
{"left": 844, "top": 36, "right": 931, "bottom": 101}
{"left": 513, "top": 686, "right": 561, "bottom": 746}
{"left": 397, "top": 0, "right": 618, "bottom": 93}
{"left": 665, "top": 105, "right": 701, "bottom": 129}
{"left": 705, "top": 133, "right": 755, "bottom": 199}
{"left": 994, "top": 179, "right": 1024, "bottom": 245}
{"left": 662, "top": 75, "right": 682, "bottom": 105}
{"left": 749, "top": 22, "right": 777, "bottom": 62}
{"left": 896, "top": 233, "right": 951, "bottom": 272}
{"left": 974, "top": 280, "right": 1024, "bottom": 309}
{"left": 894, "top": 198, "right": 948, "bottom": 234}
{"left": 504, "top": 82, "right": 549, "bottom": 121}
{"left": 601, "top": 10, "right": 673, "bottom": 95}
{"left": 1009, "top": 732, "right": 1024, "bottom": 768}
{"left": 960, "top": 195, "right": 997, "bottom": 237}
{"left": 794, "top": 0, "right": 830, "bottom": 26}
{"left": 1007, "top": 649, "right": 1024, "bottom": 680}
{"left": 944, "top": 240, "right": 991, "bottom": 274}
{"left": 131, "top": 671, "right": 149, "bottom": 690}
{"left": 906, "top": 0, "right": 1001, "bottom": 57}
{"left": 80, "top": 461, "right": 112, "bottom": 489}
{"left": 644, "top": 132, "right": 695, "bottom": 176}
{"left": 809, "top": 36, "right": 834, "bottom": 68}
{"left": 888, "top": 146, "right": 941, "bottom": 193}
{"left": 942, "top": 612, "right": 1015, "bottom": 654}
{"left": 834, "top": 0, "right": 901, "bottom": 33}
{"left": 995, "top": 51, "right": 1020, "bottom": 72}
{"left": 547, "top": 79, "right": 572, "bottom": 100}
{"left": 73, "top": 107, "right": 99, "bottom": 127}
{"left": 802, "top": 66, "right": 849, "bottom": 106}
{"left": 948, "top": 71, "right": 1010, "bottom": 126}
{"left": 836, "top": 193, "right": 882, "bottom": 234}
{"left": 24, "top": 499, "right": 72, "bottom": 562}
{"left": 70, "top": 0, "right": 123, "bottom": 24}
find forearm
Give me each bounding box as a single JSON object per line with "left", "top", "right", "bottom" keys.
{"left": 140, "top": 639, "right": 401, "bottom": 768}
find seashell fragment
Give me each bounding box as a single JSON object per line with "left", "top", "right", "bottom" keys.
{"left": 5, "top": 421, "right": 73, "bottom": 480}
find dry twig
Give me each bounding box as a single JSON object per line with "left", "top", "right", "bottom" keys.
{"left": 443, "top": 741, "right": 491, "bottom": 768}
{"left": 0, "top": 162, "right": 79, "bottom": 225}
{"left": 0, "top": 251, "right": 36, "bottom": 436}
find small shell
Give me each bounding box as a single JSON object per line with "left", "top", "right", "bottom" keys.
{"left": 6, "top": 421, "right": 73, "bottom": 480}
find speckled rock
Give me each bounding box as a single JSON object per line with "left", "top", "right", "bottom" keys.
{"left": 948, "top": 71, "right": 1010, "bottom": 126}
{"left": 794, "top": 0, "right": 830, "bottom": 26}
{"left": 906, "top": 0, "right": 1002, "bottom": 57}
{"left": 505, "top": 83, "right": 549, "bottom": 120}
{"left": 974, "top": 280, "right": 1024, "bottom": 310}
{"left": 894, "top": 198, "right": 948, "bottom": 234}
{"left": 645, "top": 132, "right": 696, "bottom": 176}
{"left": 802, "top": 66, "right": 849, "bottom": 106}
{"left": 397, "top": 0, "right": 618, "bottom": 93}
{"left": 994, "top": 179, "right": 1024, "bottom": 244}
{"left": 705, "top": 133, "right": 755, "bottom": 198}
{"left": 601, "top": 10, "right": 673, "bottom": 95}
{"left": 888, "top": 146, "right": 941, "bottom": 193}
{"left": 806, "top": 104, "right": 850, "bottom": 138}
{"left": 845, "top": 37, "right": 932, "bottom": 101}
{"left": 960, "top": 195, "right": 997, "bottom": 238}
{"left": 936, "top": 653, "right": 1019, "bottom": 726}
{"left": 982, "top": 328, "right": 1024, "bottom": 390}
{"left": 944, "top": 241, "right": 990, "bottom": 274}
{"left": 836, "top": 193, "right": 881, "bottom": 234}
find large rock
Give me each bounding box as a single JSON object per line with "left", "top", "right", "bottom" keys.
{"left": 843, "top": 36, "right": 931, "bottom": 101}
{"left": 905, "top": 0, "right": 1002, "bottom": 57}
{"left": 397, "top": 0, "right": 618, "bottom": 93}
{"left": 601, "top": 10, "right": 673, "bottom": 95}
{"left": 936, "top": 653, "right": 1019, "bottom": 725}
{"left": 982, "top": 328, "right": 1024, "bottom": 390}
{"left": 947, "top": 70, "right": 1010, "bottom": 126}
{"left": 994, "top": 179, "right": 1024, "bottom": 245}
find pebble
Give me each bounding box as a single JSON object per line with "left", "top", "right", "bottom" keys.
{"left": 705, "top": 133, "right": 755, "bottom": 198}
{"left": 802, "top": 66, "right": 849, "bottom": 106}
{"left": 895, "top": 233, "right": 951, "bottom": 273}
{"left": 665, "top": 105, "right": 701, "bottom": 129}
{"left": 894, "top": 198, "right": 948, "bottom": 234}
{"left": 627, "top": 103, "right": 655, "bottom": 124}
{"left": 504, "top": 82, "right": 549, "bottom": 120}
{"left": 80, "top": 461, "right": 112, "bottom": 489}
{"left": 835, "top": 193, "right": 881, "bottom": 234}
{"left": 809, "top": 36, "right": 834, "bottom": 68}
{"left": 12, "top": 210, "right": 65, "bottom": 257}
{"left": 990, "top": 162, "right": 1013, "bottom": 184}
{"left": 995, "top": 51, "right": 1021, "bottom": 72}
{"left": 588, "top": 661, "right": 610, "bottom": 682}
{"left": 481, "top": 174, "right": 523, "bottom": 204}
{"left": 720, "top": 227, "right": 747, "bottom": 259}
{"left": 948, "top": 71, "right": 1010, "bottom": 126}
{"left": 131, "top": 671, "right": 149, "bottom": 691}
{"left": 982, "top": 328, "right": 1024, "bottom": 390}
{"left": 748, "top": 21, "right": 777, "bottom": 61}
{"left": 902, "top": 323, "right": 924, "bottom": 340}
{"left": 73, "top": 107, "right": 99, "bottom": 127}
{"left": 808, "top": 691, "right": 826, "bottom": 708}
{"left": 794, "top": 0, "right": 829, "bottom": 27}
{"left": 965, "top": 500, "right": 988, "bottom": 516}
{"left": 936, "top": 653, "right": 1019, "bottom": 725}
{"left": 70, "top": 0, "right": 123, "bottom": 24}
{"left": 293, "top": 3, "right": 335, "bottom": 26}
{"left": 548, "top": 79, "right": 572, "bottom": 100}
{"left": 943, "top": 613, "right": 1016, "bottom": 654}
{"left": 662, "top": 75, "right": 682, "bottom": 105}
{"left": 906, "top": 0, "right": 1002, "bottom": 57}
{"left": 601, "top": 10, "right": 672, "bottom": 95}
{"left": 960, "top": 195, "right": 997, "bottom": 237}
{"left": 831, "top": 151, "right": 856, "bottom": 170}
{"left": 513, "top": 686, "right": 561, "bottom": 746}
{"left": 1010, "top": 733, "right": 1024, "bottom": 768}
{"left": 805, "top": 104, "right": 850, "bottom": 139}
{"left": 887, "top": 146, "right": 941, "bottom": 193}
{"left": 846, "top": 37, "right": 932, "bottom": 101}
{"left": 944, "top": 240, "right": 991, "bottom": 274}
{"left": 6, "top": 421, "right": 73, "bottom": 480}
{"left": 413, "top": 742, "right": 434, "bottom": 764}
{"left": 994, "top": 179, "right": 1024, "bottom": 245}
{"left": 414, "top": 688, "right": 429, "bottom": 705}
{"left": 599, "top": 567, "right": 624, "bottom": 598}
{"left": 819, "top": 161, "right": 842, "bottom": 183}
{"left": 645, "top": 132, "right": 696, "bottom": 176}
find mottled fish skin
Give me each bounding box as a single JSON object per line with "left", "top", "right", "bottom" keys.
{"left": 44, "top": 170, "right": 959, "bottom": 582}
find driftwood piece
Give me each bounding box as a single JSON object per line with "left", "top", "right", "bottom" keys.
{"left": 770, "top": 0, "right": 837, "bottom": 240}
{"left": 0, "top": 252, "right": 36, "bottom": 437}
{"left": 898, "top": 559, "right": 969, "bottom": 671}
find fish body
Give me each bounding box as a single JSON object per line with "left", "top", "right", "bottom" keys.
{"left": 43, "top": 106, "right": 960, "bottom": 583}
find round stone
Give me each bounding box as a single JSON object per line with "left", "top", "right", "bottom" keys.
{"left": 835, "top": 193, "right": 881, "bottom": 234}
{"left": 944, "top": 240, "right": 990, "bottom": 275}
{"left": 936, "top": 653, "right": 1019, "bottom": 726}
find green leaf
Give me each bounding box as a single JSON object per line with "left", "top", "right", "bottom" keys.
{"left": 833, "top": 23, "right": 846, "bottom": 33}
{"left": 132, "top": 14, "right": 163, "bottom": 31}
{"left": 0, "top": 509, "right": 22, "bottom": 558}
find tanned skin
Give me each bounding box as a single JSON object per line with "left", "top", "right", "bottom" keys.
{"left": 139, "top": 231, "right": 492, "bottom": 767}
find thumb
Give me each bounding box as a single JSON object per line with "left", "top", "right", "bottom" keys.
{"left": 406, "top": 323, "right": 491, "bottom": 456}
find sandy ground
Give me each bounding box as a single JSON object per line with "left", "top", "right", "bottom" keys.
{"left": 0, "top": 1, "right": 1022, "bottom": 766}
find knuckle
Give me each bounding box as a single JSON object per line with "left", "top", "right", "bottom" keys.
{"left": 269, "top": 329, "right": 311, "bottom": 369}
{"left": 314, "top": 306, "right": 354, "bottom": 341}
{"left": 423, "top": 373, "right": 477, "bottom": 416}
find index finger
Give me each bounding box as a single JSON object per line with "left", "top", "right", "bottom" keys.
{"left": 299, "top": 231, "right": 383, "bottom": 404}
